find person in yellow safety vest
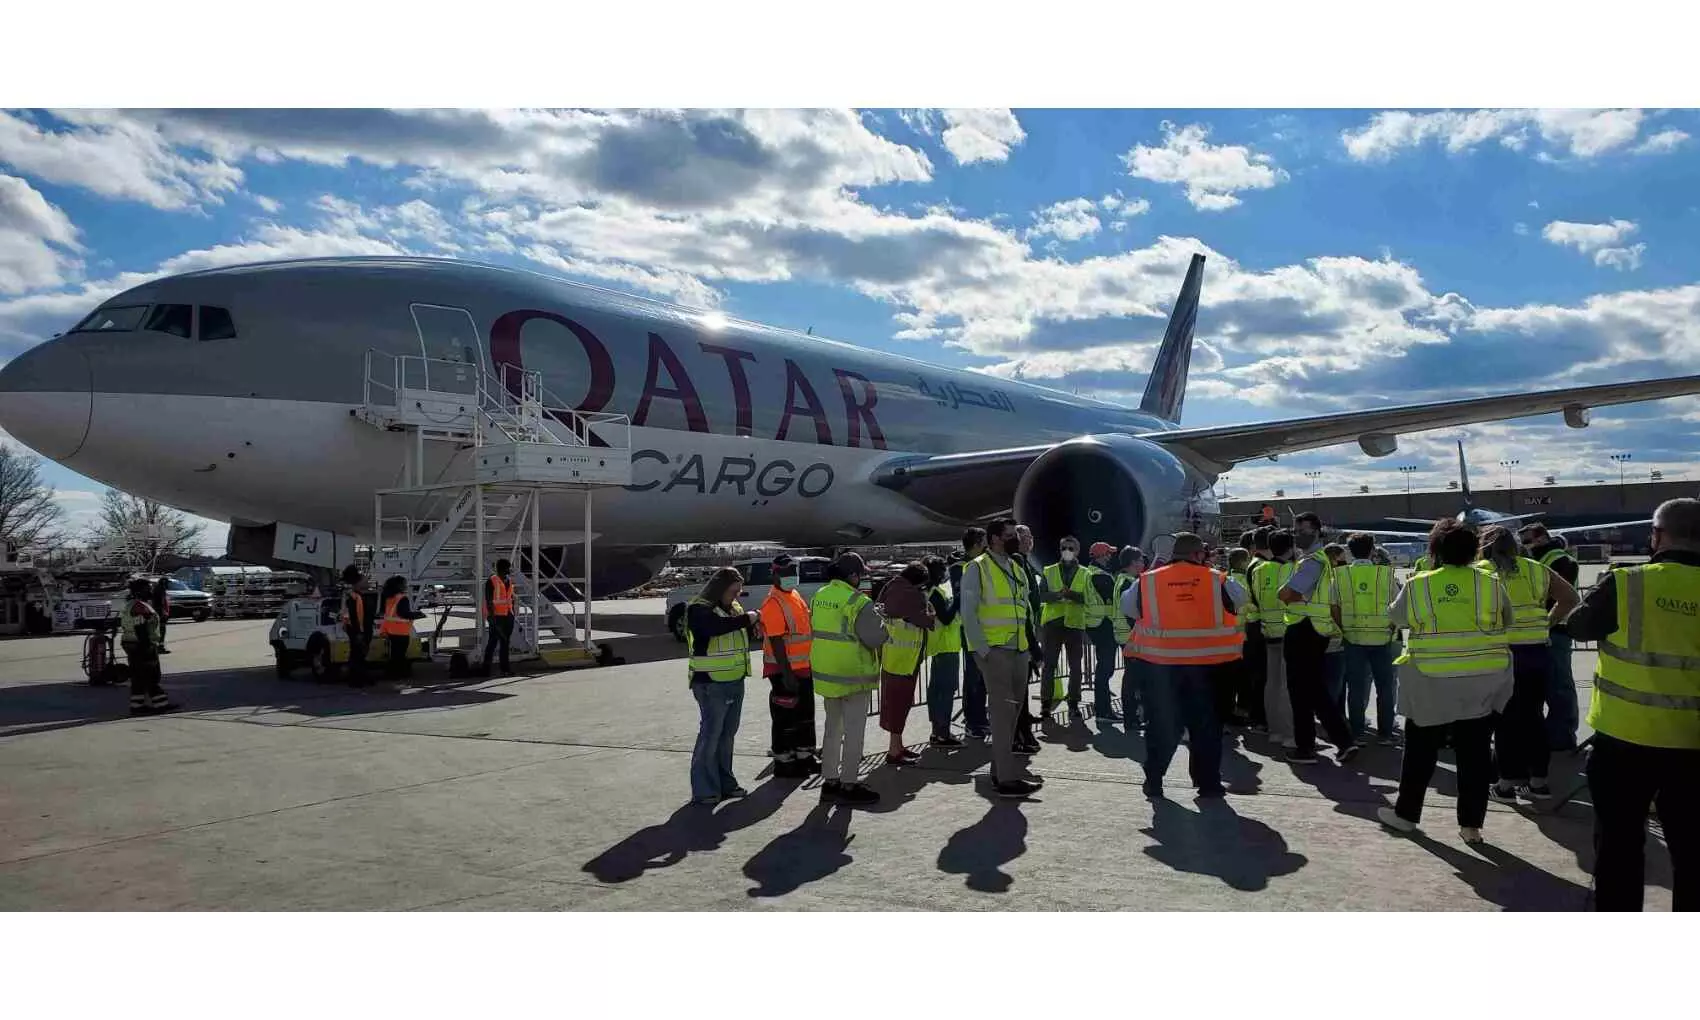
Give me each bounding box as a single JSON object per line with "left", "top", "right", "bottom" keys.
{"left": 877, "top": 561, "right": 937, "bottom": 766}
{"left": 1084, "top": 541, "right": 1124, "bottom": 722}
{"left": 339, "top": 565, "right": 374, "bottom": 688}
{"left": 1114, "top": 544, "right": 1148, "bottom": 728}
{"left": 377, "top": 575, "right": 424, "bottom": 687}
{"left": 1223, "top": 548, "right": 1258, "bottom": 728}
{"left": 1010, "top": 526, "right": 1045, "bottom": 753}
{"left": 1376, "top": 518, "right": 1516, "bottom": 845}
{"left": 1321, "top": 543, "right": 1351, "bottom": 721}
{"left": 1337, "top": 533, "right": 1403, "bottom": 746}
{"left": 1039, "top": 535, "right": 1091, "bottom": 717}
{"left": 962, "top": 517, "right": 1044, "bottom": 799}
{"left": 1477, "top": 526, "right": 1580, "bottom": 803}
{"left": 1253, "top": 529, "right": 1299, "bottom": 749}
{"left": 685, "top": 567, "right": 760, "bottom": 805}
{"left": 1563, "top": 498, "right": 1700, "bottom": 910}
{"left": 1277, "top": 512, "right": 1362, "bottom": 765}
{"left": 923, "top": 553, "right": 967, "bottom": 747}
{"left": 947, "top": 529, "right": 993, "bottom": 740}
{"left": 809, "top": 552, "right": 889, "bottom": 807}
{"left": 483, "top": 557, "right": 517, "bottom": 677}
{"left": 760, "top": 553, "right": 818, "bottom": 779}
{"left": 119, "top": 577, "right": 177, "bottom": 715}
{"left": 1240, "top": 527, "right": 1275, "bottom": 731}
{"left": 1519, "top": 524, "right": 1585, "bottom": 751}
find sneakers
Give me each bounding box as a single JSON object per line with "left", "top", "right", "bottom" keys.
{"left": 1460, "top": 826, "right": 1485, "bottom": 845}
{"left": 929, "top": 732, "right": 966, "bottom": 749}
{"left": 1285, "top": 749, "right": 1321, "bottom": 765}
{"left": 1337, "top": 744, "right": 1362, "bottom": 765}
{"left": 820, "top": 780, "right": 879, "bottom": 806}
{"left": 1014, "top": 739, "right": 1041, "bottom": 756}
{"left": 720, "top": 786, "right": 749, "bottom": 800}
{"left": 966, "top": 728, "right": 992, "bottom": 741}
{"left": 1376, "top": 806, "right": 1417, "bottom": 833}
{"left": 1490, "top": 783, "right": 1520, "bottom": 804}
{"left": 995, "top": 779, "right": 1041, "bottom": 799}
{"left": 1377, "top": 731, "right": 1402, "bottom": 747}
{"left": 1523, "top": 779, "right": 1553, "bottom": 800}
{"left": 886, "top": 748, "right": 922, "bottom": 766}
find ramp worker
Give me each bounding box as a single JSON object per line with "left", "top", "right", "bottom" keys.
{"left": 1223, "top": 547, "right": 1257, "bottom": 729}
{"left": 378, "top": 575, "right": 425, "bottom": 687}
{"left": 685, "top": 567, "right": 759, "bottom": 804}
{"left": 1376, "top": 518, "right": 1514, "bottom": 845}
{"left": 1253, "top": 529, "right": 1298, "bottom": 750}
{"left": 1114, "top": 545, "right": 1147, "bottom": 727}
{"left": 119, "top": 577, "right": 177, "bottom": 716}
{"left": 962, "top": 517, "right": 1043, "bottom": 798}
{"left": 760, "top": 554, "right": 819, "bottom": 778}
{"left": 878, "top": 562, "right": 936, "bottom": 765}
{"left": 1083, "top": 542, "right": 1123, "bottom": 721}
{"left": 809, "top": 553, "right": 887, "bottom": 807}
{"left": 483, "top": 558, "right": 516, "bottom": 676}
{"left": 1039, "top": 536, "right": 1091, "bottom": 718}
{"left": 1010, "top": 525, "right": 1044, "bottom": 754}
{"left": 1563, "top": 497, "right": 1700, "bottom": 911}
{"left": 1277, "top": 512, "right": 1361, "bottom": 765}
{"left": 924, "top": 554, "right": 966, "bottom": 747}
{"left": 339, "top": 565, "right": 373, "bottom": 688}
{"left": 1126, "top": 532, "right": 1247, "bottom": 799}
{"left": 1338, "top": 533, "right": 1402, "bottom": 745}
{"left": 948, "top": 529, "right": 992, "bottom": 740}
{"left": 1519, "top": 524, "right": 1584, "bottom": 751}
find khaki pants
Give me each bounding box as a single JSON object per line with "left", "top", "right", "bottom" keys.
{"left": 1264, "top": 639, "right": 1293, "bottom": 745}
{"left": 977, "top": 647, "right": 1027, "bottom": 784}
{"left": 820, "top": 689, "right": 872, "bottom": 784}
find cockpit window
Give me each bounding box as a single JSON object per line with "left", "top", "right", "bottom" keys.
{"left": 143, "top": 303, "right": 193, "bottom": 339}
{"left": 199, "top": 306, "right": 237, "bottom": 341}
{"left": 70, "top": 305, "right": 148, "bottom": 333}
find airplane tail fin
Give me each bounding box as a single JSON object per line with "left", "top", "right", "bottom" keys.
{"left": 1457, "top": 440, "right": 1473, "bottom": 507}
{"left": 1139, "top": 253, "right": 1205, "bottom": 424}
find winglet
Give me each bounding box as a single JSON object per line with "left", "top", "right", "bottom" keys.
{"left": 1457, "top": 440, "right": 1473, "bottom": 507}
{"left": 1139, "top": 253, "right": 1205, "bottom": 424}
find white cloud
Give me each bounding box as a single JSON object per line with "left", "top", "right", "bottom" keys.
{"left": 251, "top": 194, "right": 282, "bottom": 213}
{"left": 1541, "top": 219, "right": 1645, "bottom": 269}
{"left": 1633, "top": 128, "right": 1689, "bottom": 154}
{"left": 0, "top": 109, "right": 242, "bottom": 210}
{"left": 0, "top": 173, "right": 82, "bottom": 294}
{"left": 1342, "top": 109, "right": 1647, "bottom": 162}
{"left": 1122, "top": 122, "right": 1286, "bottom": 211}
{"left": 938, "top": 109, "right": 1026, "bottom": 165}
{"left": 1512, "top": 222, "right": 1530, "bottom": 236}
{"left": 1026, "top": 198, "right": 1101, "bottom": 243}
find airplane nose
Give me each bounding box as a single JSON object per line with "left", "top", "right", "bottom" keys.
{"left": 0, "top": 340, "right": 94, "bottom": 461}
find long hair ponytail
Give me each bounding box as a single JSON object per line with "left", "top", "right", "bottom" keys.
{"left": 1479, "top": 525, "right": 1520, "bottom": 575}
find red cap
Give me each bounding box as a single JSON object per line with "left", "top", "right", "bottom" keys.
{"left": 1089, "top": 541, "right": 1115, "bottom": 559}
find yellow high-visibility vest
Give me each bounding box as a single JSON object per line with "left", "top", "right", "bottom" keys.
{"left": 684, "top": 597, "right": 751, "bottom": 682}
{"left": 1112, "top": 573, "right": 1136, "bottom": 645}
{"left": 1338, "top": 562, "right": 1396, "bottom": 646}
{"left": 1282, "top": 550, "right": 1340, "bottom": 637}
{"left": 1587, "top": 562, "right": 1700, "bottom": 750}
{"left": 967, "top": 554, "right": 1031, "bottom": 654}
{"left": 1254, "top": 560, "right": 1297, "bottom": 639}
{"left": 883, "top": 616, "right": 926, "bottom": 676}
{"left": 1396, "top": 566, "right": 1510, "bottom": 677}
{"left": 809, "top": 580, "right": 880, "bottom": 698}
{"left": 1475, "top": 557, "right": 1551, "bottom": 645}
{"left": 1041, "top": 562, "right": 1090, "bottom": 629}
{"left": 929, "top": 582, "right": 962, "bottom": 656}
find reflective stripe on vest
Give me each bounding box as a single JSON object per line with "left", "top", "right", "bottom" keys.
{"left": 969, "top": 554, "right": 1030, "bottom": 654}
{"left": 1112, "top": 574, "right": 1136, "bottom": 645}
{"left": 1041, "top": 562, "right": 1090, "bottom": 628}
{"left": 1338, "top": 563, "right": 1396, "bottom": 646}
{"left": 1394, "top": 567, "right": 1510, "bottom": 677}
{"left": 380, "top": 593, "right": 412, "bottom": 637}
{"left": 1252, "top": 560, "right": 1296, "bottom": 639}
{"left": 809, "top": 580, "right": 880, "bottom": 697}
{"left": 1082, "top": 567, "right": 1112, "bottom": 629}
{"left": 929, "top": 582, "right": 962, "bottom": 655}
{"left": 1230, "top": 571, "right": 1251, "bottom": 632}
{"left": 1475, "top": 558, "right": 1550, "bottom": 645}
{"left": 760, "top": 587, "right": 813, "bottom": 670}
{"left": 119, "top": 601, "right": 157, "bottom": 644}
{"left": 1282, "top": 551, "right": 1339, "bottom": 636}
{"left": 883, "top": 617, "right": 926, "bottom": 676}
{"left": 1413, "top": 555, "right": 1432, "bottom": 573}
{"left": 1587, "top": 563, "right": 1700, "bottom": 750}
{"left": 1131, "top": 562, "right": 1243, "bottom": 665}
{"left": 685, "top": 597, "right": 751, "bottom": 682}
{"left": 489, "top": 575, "right": 515, "bottom": 616}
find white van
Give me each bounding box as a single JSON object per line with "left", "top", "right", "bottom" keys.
{"left": 664, "top": 556, "right": 833, "bottom": 642}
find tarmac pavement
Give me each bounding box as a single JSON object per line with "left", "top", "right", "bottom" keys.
{"left": 0, "top": 595, "right": 1674, "bottom": 910}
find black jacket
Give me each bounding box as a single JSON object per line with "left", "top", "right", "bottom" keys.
{"left": 1528, "top": 541, "right": 1582, "bottom": 633}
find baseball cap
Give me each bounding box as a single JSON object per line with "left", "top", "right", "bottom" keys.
{"left": 1089, "top": 541, "right": 1115, "bottom": 559}
{"left": 834, "top": 552, "right": 868, "bottom": 575}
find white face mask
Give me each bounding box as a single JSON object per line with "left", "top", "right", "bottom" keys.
{"left": 778, "top": 575, "right": 799, "bottom": 591}
{"left": 1061, "top": 550, "right": 1077, "bottom": 562}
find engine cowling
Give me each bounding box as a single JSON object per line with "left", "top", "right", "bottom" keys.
{"left": 1013, "top": 434, "right": 1201, "bottom": 561}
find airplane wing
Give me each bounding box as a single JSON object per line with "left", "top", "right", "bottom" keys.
{"left": 1548, "top": 517, "right": 1653, "bottom": 537}
{"left": 1145, "top": 374, "right": 1700, "bottom": 470}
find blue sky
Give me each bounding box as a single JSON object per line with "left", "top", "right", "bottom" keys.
{"left": 2, "top": 107, "right": 1697, "bottom": 550}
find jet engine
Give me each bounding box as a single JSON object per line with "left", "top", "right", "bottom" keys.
{"left": 1013, "top": 434, "right": 1196, "bottom": 560}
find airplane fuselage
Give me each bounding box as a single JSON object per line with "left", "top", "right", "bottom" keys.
{"left": 0, "top": 258, "right": 1215, "bottom": 551}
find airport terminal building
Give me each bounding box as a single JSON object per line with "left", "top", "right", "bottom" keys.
{"left": 1222, "top": 477, "right": 1694, "bottom": 552}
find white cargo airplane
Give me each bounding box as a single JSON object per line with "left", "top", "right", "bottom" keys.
{"left": 1, "top": 253, "right": 1696, "bottom": 592}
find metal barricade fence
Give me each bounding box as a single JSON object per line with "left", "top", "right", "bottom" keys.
{"left": 865, "top": 628, "right": 1121, "bottom": 721}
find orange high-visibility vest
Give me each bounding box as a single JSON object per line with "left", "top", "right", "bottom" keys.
{"left": 380, "top": 594, "right": 413, "bottom": 637}
{"left": 489, "top": 575, "right": 515, "bottom": 617}
{"left": 1131, "top": 562, "right": 1243, "bottom": 665}
{"left": 760, "top": 586, "right": 813, "bottom": 673}
{"left": 340, "top": 591, "right": 365, "bottom": 629}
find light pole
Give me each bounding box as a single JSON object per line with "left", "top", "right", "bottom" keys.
{"left": 1499, "top": 459, "right": 1519, "bottom": 511}
{"left": 1610, "top": 453, "right": 1632, "bottom": 509}
{"left": 1304, "top": 471, "right": 1322, "bottom": 497}
{"left": 1397, "top": 465, "right": 1417, "bottom": 514}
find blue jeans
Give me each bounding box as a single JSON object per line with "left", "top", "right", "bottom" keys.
{"left": 928, "top": 651, "right": 960, "bottom": 735}
{"left": 1141, "top": 664, "right": 1222, "bottom": 791}
{"left": 1088, "top": 623, "right": 1119, "bottom": 716}
{"left": 1544, "top": 631, "right": 1579, "bottom": 750}
{"left": 961, "top": 649, "right": 989, "bottom": 734}
{"left": 690, "top": 678, "right": 745, "bottom": 801}
{"left": 1324, "top": 650, "right": 1345, "bottom": 715}
{"left": 1342, "top": 642, "right": 1398, "bottom": 739}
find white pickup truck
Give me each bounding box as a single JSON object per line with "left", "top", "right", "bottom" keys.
{"left": 664, "top": 556, "right": 834, "bottom": 642}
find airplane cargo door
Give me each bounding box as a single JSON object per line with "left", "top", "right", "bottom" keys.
{"left": 409, "top": 303, "right": 484, "bottom": 397}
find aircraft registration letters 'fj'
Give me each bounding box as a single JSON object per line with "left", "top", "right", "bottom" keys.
{"left": 2, "top": 252, "right": 1699, "bottom": 589}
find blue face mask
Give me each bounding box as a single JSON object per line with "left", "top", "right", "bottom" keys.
{"left": 778, "top": 576, "right": 799, "bottom": 591}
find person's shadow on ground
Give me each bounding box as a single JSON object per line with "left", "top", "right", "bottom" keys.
{"left": 1407, "top": 830, "right": 1592, "bottom": 910}
{"left": 1141, "top": 796, "right": 1308, "bottom": 893}
{"left": 742, "top": 802, "right": 856, "bottom": 898}
{"left": 937, "top": 796, "right": 1030, "bottom": 893}
{"left": 581, "top": 778, "right": 797, "bottom": 884}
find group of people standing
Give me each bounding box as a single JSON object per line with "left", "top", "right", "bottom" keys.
{"left": 682, "top": 497, "right": 1699, "bottom": 911}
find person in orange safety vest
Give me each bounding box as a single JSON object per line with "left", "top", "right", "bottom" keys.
{"left": 484, "top": 558, "right": 517, "bottom": 676}
{"left": 761, "top": 553, "right": 819, "bottom": 778}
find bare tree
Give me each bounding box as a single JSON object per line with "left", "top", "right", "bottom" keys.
{"left": 0, "top": 443, "right": 65, "bottom": 552}
{"left": 88, "top": 491, "right": 207, "bottom": 571}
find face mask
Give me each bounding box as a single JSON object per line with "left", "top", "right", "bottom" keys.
{"left": 1061, "top": 550, "right": 1076, "bottom": 562}
{"left": 778, "top": 576, "right": 798, "bottom": 591}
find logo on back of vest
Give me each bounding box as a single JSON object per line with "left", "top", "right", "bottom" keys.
{"left": 1656, "top": 595, "right": 1698, "bottom": 617}
{"left": 1444, "top": 584, "right": 1460, "bottom": 597}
